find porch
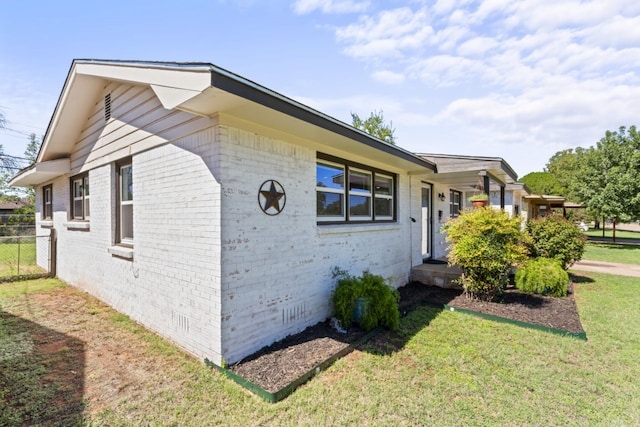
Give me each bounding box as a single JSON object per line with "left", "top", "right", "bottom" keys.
{"left": 410, "top": 261, "right": 463, "bottom": 289}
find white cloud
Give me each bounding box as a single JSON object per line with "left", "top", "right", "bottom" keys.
{"left": 456, "top": 36, "right": 499, "bottom": 57}
{"left": 304, "top": 0, "right": 640, "bottom": 172}
{"left": 336, "top": 8, "right": 433, "bottom": 58}
{"left": 407, "top": 55, "right": 488, "bottom": 86}
{"left": 292, "top": 0, "right": 370, "bottom": 14}
{"left": 371, "top": 70, "right": 406, "bottom": 84}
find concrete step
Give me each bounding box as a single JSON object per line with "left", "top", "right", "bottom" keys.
{"left": 410, "top": 263, "right": 463, "bottom": 289}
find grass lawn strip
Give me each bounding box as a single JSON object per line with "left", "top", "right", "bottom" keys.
{"left": 1, "top": 273, "right": 639, "bottom": 425}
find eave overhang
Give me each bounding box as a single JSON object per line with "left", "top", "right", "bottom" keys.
{"left": 26, "top": 59, "right": 435, "bottom": 181}
{"left": 8, "top": 158, "right": 70, "bottom": 187}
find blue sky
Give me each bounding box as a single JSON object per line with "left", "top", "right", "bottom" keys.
{"left": 1, "top": 0, "right": 639, "bottom": 177}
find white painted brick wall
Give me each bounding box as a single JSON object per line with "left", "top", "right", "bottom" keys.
{"left": 41, "top": 127, "right": 225, "bottom": 365}
{"left": 218, "top": 126, "right": 419, "bottom": 363}
{"left": 34, "top": 120, "right": 436, "bottom": 366}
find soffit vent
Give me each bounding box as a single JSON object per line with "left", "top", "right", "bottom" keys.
{"left": 104, "top": 93, "right": 111, "bottom": 122}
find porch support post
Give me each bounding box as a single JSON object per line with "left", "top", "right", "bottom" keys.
{"left": 483, "top": 174, "right": 490, "bottom": 198}
{"left": 500, "top": 186, "right": 505, "bottom": 210}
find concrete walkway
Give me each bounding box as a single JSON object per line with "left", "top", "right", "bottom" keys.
{"left": 571, "top": 260, "right": 640, "bottom": 278}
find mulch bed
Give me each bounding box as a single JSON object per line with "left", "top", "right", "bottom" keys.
{"left": 228, "top": 281, "right": 584, "bottom": 393}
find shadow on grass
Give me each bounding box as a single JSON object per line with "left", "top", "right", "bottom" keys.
{"left": 0, "top": 309, "right": 86, "bottom": 425}
{"left": 355, "top": 282, "right": 460, "bottom": 356}
{"left": 356, "top": 305, "right": 444, "bottom": 356}
{"left": 570, "top": 273, "right": 596, "bottom": 284}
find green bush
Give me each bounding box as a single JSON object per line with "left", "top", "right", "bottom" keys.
{"left": 443, "top": 207, "right": 529, "bottom": 301}
{"left": 331, "top": 268, "right": 400, "bottom": 331}
{"left": 515, "top": 258, "right": 569, "bottom": 297}
{"left": 525, "top": 214, "right": 587, "bottom": 269}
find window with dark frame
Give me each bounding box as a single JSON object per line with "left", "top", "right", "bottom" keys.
{"left": 70, "top": 173, "right": 90, "bottom": 220}
{"left": 316, "top": 154, "right": 396, "bottom": 223}
{"left": 449, "top": 190, "right": 462, "bottom": 218}
{"left": 42, "top": 184, "right": 53, "bottom": 220}
{"left": 116, "top": 160, "right": 133, "bottom": 245}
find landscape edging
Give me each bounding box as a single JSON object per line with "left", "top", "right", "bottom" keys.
{"left": 204, "top": 327, "right": 381, "bottom": 403}
{"left": 204, "top": 299, "right": 586, "bottom": 402}
{"left": 425, "top": 301, "right": 588, "bottom": 340}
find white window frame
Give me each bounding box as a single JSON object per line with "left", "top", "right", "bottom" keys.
{"left": 450, "top": 190, "right": 462, "bottom": 218}
{"left": 117, "top": 160, "right": 133, "bottom": 246}
{"left": 316, "top": 154, "right": 396, "bottom": 224}
{"left": 43, "top": 184, "right": 53, "bottom": 220}
{"left": 348, "top": 167, "right": 372, "bottom": 221}
{"left": 374, "top": 173, "right": 394, "bottom": 220}
{"left": 71, "top": 173, "right": 90, "bottom": 220}
{"left": 316, "top": 160, "right": 346, "bottom": 222}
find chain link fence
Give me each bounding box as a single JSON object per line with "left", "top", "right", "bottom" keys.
{"left": 0, "top": 217, "right": 54, "bottom": 282}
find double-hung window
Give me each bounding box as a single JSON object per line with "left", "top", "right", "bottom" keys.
{"left": 42, "top": 184, "right": 53, "bottom": 220}
{"left": 316, "top": 154, "right": 396, "bottom": 223}
{"left": 70, "top": 173, "right": 90, "bottom": 220}
{"left": 117, "top": 160, "right": 133, "bottom": 245}
{"left": 449, "top": 190, "right": 462, "bottom": 218}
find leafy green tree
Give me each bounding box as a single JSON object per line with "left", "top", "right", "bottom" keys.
{"left": 572, "top": 126, "right": 640, "bottom": 224}
{"left": 351, "top": 110, "right": 396, "bottom": 144}
{"left": 520, "top": 172, "right": 564, "bottom": 196}
{"left": 545, "top": 147, "right": 589, "bottom": 201}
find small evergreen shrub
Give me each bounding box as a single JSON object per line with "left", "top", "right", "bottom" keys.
{"left": 443, "top": 207, "right": 529, "bottom": 301}
{"left": 331, "top": 268, "right": 400, "bottom": 331}
{"left": 515, "top": 258, "right": 569, "bottom": 297}
{"left": 525, "top": 214, "right": 587, "bottom": 269}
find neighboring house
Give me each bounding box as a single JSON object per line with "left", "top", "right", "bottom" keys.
{"left": 9, "top": 59, "right": 522, "bottom": 365}
{"left": 0, "top": 200, "right": 28, "bottom": 223}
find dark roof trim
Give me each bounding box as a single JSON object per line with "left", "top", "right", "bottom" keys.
{"left": 208, "top": 66, "right": 435, "bottom": 172}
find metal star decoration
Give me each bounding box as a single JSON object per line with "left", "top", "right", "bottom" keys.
{"left": 258, "top": 180, "right": 286, "bottom": 215}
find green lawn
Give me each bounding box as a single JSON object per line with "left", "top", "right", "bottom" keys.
{"left": 583, "top": 242, "right": 640, "bottom": 265}
{"left": 585, "top": 227, "right": 640, "bottom": 241}
{"left": 2, "top": 273, "right": 640, "bottom": 426}
{"left": 0, "top": 240, "right": 44, "bottom": 276}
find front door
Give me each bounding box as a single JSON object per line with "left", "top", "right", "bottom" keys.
{"left": 421, "top": 185, "right": 432, "bottom": 259}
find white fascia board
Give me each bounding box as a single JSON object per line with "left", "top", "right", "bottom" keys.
{"left": 9, "top": 158, "right": 71, "bottom": 187}
{"left": 75, "top": 62, "right": 212, "bottom": 110}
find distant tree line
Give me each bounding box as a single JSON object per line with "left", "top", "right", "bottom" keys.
{"left": 521, "top": 126, "right": 640, "bottom": 225}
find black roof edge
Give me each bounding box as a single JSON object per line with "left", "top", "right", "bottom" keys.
{"left": 208, "top": 67, "right": 436, "bottom": 172}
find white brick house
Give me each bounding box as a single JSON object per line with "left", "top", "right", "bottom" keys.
{"left": 10, "top": 60, "right": 518, "bottom": 365}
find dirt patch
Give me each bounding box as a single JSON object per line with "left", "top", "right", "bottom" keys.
{"left": 228, "top": 281, "right": 584, "bottom": 392}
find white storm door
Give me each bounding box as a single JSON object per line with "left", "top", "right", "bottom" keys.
{"left": 421, "top": 186, "right": 432, "bottom": 259}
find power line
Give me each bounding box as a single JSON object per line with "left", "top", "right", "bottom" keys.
{"left": 0, "top": 127, "right": 34, "bottom": 137}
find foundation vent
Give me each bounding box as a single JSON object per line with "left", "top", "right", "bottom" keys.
{"left": 172, "top": 311, "right": 190, "bottom": 333}
{"left": 104, "top": 93, "right": 111, "bottom": 122}
{"left": 282, "top": 303, "right": 306, "bottom": 325}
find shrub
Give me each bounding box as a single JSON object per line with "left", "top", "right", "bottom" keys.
{"left": 443, "top": 207, "right": 528, "bottom": 301}
{"left": 525, "top": 214, "right": 587, "bottom": 269}
{"left": 515, "top": 258, "right": 569, "bottom": 297}
{"left": 331, "top": 268, "right": 400, "bottom": 331}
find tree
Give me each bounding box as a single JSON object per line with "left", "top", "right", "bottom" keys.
{"left": 351, "top": 110, "right": 396, "bottom": 144}
{"left": 25, "top": 133, "right": 42, "bottom": 163}
{"left": 0, "top": 112, "right": 19, "bottom": 176}
{"left": 545, "top": 147, "right": 587, "bottom": 201}
{"left": 572, "top": 126, "right": 640, "bottom": 228}
{"left": 520, "top": 172, "right": 564, "bottom": 196}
